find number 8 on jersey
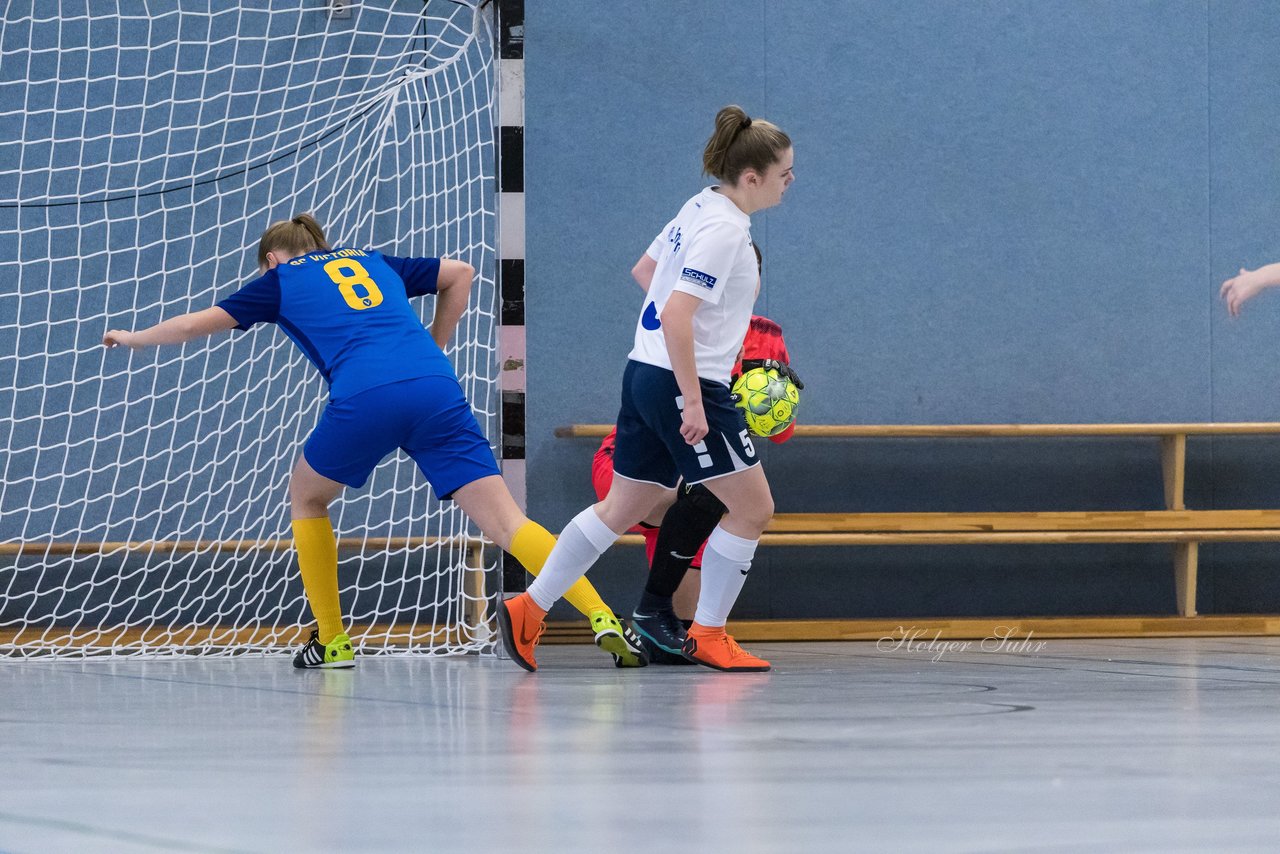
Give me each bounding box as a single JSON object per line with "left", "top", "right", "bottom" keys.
{"left": 325, "top": 259, "right": 383, "bottom": 310}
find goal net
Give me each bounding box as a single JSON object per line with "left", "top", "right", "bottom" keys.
{"left": 0, "top": 2, "right": 498, "bottom": 656}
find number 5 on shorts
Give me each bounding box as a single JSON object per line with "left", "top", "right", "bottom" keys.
{"left": 325, "top": 259, "right": 383, "bottom": 310}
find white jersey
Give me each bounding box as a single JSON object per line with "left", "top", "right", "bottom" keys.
{"left": 627, "top": 186, "right": 758, "bottom": 386}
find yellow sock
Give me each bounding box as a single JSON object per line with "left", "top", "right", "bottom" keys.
{"left": 292, "top": 516, "right": 344, "bottom": 644}
{"left": 509, "top": 520, "right": 613, "bottom": 620}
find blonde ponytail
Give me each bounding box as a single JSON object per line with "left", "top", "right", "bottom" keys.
{"left": 257, "top": 212, "right": 331, "bottom": 267}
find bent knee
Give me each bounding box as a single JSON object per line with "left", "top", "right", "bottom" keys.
{"left": 598, "top": 486, "right": 674, "bottom": 533}
{"left": 290, "top": 498, "right": 330, "bottom": 520}
{"left": 290, "top": 483, "right": 333, "bottom": 518}
{"left": 751, "top": 496, "right": 776, "bottom": 529}
{"left": 724, "top": 496, "right": 773, "bottom": 534}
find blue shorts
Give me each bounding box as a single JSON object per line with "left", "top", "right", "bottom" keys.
{"left": 612, "top": 360, "right": 759, "bottom": 488}
{"left": 304, "top": 375, "right": 501, "bottom": 498}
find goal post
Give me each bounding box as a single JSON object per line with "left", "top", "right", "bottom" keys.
{"left": 0, "top": 2, "right": 500, "bottom": 657}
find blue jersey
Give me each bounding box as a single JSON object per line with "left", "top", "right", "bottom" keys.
{"left": 218, "top": 248, "right": 451, "bottom": 401}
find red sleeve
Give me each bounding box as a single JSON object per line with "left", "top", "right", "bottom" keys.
{"left": 740, "top": 315, "right": 790, "bottom": 364}
{"left": 774, "top": 333, "right": 791, "bottom": 365}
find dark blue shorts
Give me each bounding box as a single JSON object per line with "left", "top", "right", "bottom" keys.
{"left": 612, "top": 360, "right": 759, "bottom": 488}
{"left": 304, "top": 375, "right": 501, "bottom": 498}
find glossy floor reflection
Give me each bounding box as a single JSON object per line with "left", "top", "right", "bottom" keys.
{"left": 4, "top": 637, "right": 1280, "bottom": 853}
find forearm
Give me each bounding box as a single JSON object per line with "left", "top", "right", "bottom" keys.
{"left": 663, "top": 316, "right": 703, "bottom": 409}
{"left": 105, "top": 306, "right": 237, "bottom": 351}
{"left": 131, "top": 313, "right": 213, "bottom": 346}
{"left": 1248, "top": 263, "right": 1280, "bottom": 289}
{"left": 429, "top": 281, "right": 470, "bottom": 349}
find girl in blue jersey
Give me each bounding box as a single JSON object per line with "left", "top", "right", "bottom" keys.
{"left": 103, "top": 214, "right": 646, "bottom": 668}
{"left": 499, "top": 106, "right": 795, "bottom": 673}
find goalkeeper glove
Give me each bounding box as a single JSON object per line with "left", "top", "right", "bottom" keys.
{"left": 740, "top": 358, "right": 804, "bottom": 390}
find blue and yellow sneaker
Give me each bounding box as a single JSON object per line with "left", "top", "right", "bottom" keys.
{"left": 589, "top": 609, "right": 648, "bottom": 668}
{"left": 292, "top": 629, "right": 355, "bottom": 669}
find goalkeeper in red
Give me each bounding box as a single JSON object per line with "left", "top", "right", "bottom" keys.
{"left": 103, "top": 214, "right": 647, "bottom": 669}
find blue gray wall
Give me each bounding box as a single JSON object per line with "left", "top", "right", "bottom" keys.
{"left": 525, "top": 2, "right": 1280, "bottom": 618}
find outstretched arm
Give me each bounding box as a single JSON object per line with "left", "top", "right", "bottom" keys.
{"left": 1222, "top": 263, "right": 1280, "bottom": 317}
{"left": 430, "top": 259, "right": 474, "bottom": 350}
{"left": 103, "top": 307, "right": 238, "bottom": 350}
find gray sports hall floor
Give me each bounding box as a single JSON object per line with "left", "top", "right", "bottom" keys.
{"left": 3, "top": 637, "right": 1280, "bottom": 853}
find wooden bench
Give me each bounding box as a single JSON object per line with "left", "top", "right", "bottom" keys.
{"left": 556, "top": 423, "right": 1280, "bottom": 618}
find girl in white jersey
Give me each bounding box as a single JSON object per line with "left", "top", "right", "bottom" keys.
{"left": 499, "top": 105, "right": 794, "bottom": 672}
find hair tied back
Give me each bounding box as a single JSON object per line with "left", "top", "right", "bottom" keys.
{"left": 701, "top": 104, "right": 791, "bottom": 185}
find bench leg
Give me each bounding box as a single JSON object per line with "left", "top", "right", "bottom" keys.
{"left": 1161, "top": 434, "right": 1186, "bottom": 511}
{"left": 1174, "top": 542, "right": 1198, "bottom": 618}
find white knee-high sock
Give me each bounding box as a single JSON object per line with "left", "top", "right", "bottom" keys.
{"left": 693, "top": 525, "right": 759, "bottom": 628}
{"left": 525, "top": 506, "right": 619, "bottom": 611}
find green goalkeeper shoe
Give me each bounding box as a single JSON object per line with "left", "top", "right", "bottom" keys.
{"left": 293, "top": 630, "right": 355, "bottom": 669}
{"left": 589, "top": 610, "right": 649, "bottom": 668}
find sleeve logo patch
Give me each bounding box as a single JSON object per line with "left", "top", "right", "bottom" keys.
{"left": 680, "top": 267, "right": 717, "bottom": 290}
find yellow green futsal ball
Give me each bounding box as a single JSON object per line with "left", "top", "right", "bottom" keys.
{"left": 732, "top": 366, "right": 799, "bottom": 437}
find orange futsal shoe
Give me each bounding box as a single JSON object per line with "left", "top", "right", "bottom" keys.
{"left": 682, "top": 623, "right": 771, "bottom": 672}
{"left": 497, "top": 592, "right": 546, "bottom": 672}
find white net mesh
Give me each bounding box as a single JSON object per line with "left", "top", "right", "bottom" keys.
{"left": 0, "top": 2, "right": 498, "bottom": 656}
